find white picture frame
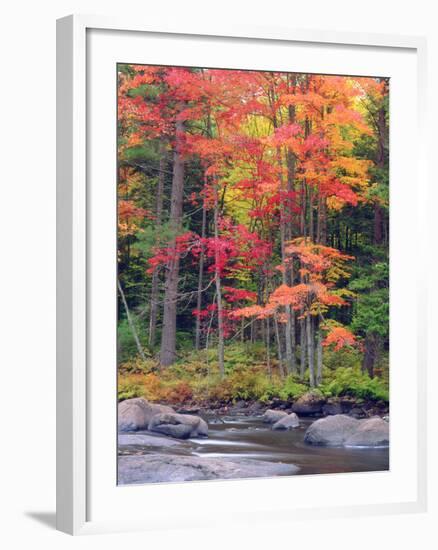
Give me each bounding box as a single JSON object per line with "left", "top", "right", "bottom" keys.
{"left": 56, "top": 14, "right": 428, "bottom": 535}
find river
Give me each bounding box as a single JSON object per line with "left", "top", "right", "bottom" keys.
{"left": 119, "top": 414, "right": 389, "bottom": 477}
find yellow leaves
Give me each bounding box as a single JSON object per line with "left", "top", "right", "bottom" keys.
{"left": 326, "top": 196, "right": 345, "bottom": 211}
{"left": 331, "top": 156, "right": 372, "bottom": 178}
{"left": 126, "top": 132, "right": 144, "bottom": 147}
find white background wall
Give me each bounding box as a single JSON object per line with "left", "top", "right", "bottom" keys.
{"left": 0, "top": 1, "right": 436, "bottom": 548}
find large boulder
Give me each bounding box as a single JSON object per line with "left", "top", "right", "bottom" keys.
{"left": 262, "top": 409, "right": 288, "bottom": 424}
{"left": 344, "top": 417, "right": 389, "bottom": 447}
{"left": 118, "top": 398, "right": 174, "bottom": 432}
{"left": 304, "top": 414, "right": 390, "bottom": 447}
{"left": 304, "top": 414, "right": 360, "bottom": 446}
{"left": 272, "top": 412, "right": 300, "bottom": 430}
{"left": 118, "top": 454, "right": 299, "bottom": 484}
{"left": 292, "top": 392, "right": 326, "bottom": 415}
{"left": 148, "top": 412, "right": 208, "bottom": 439}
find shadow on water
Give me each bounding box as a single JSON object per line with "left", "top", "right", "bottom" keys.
{"left": 121, "top": 415, "right": 389, "bottom": 476}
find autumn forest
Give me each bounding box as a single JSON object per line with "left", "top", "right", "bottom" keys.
{"left": 117, "top": 65, "right": 389, "bottom": 413}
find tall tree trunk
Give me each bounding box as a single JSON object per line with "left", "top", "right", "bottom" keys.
{"left": 195, "top": 201, "right": 207, "bottom": 350}
{"left": 269, "top": 82, "right": 296, "bottom": 375}
{"left": 273, "top": 313, "right": 285, "bottom": 377}
{"left": 306, "top": 314, "right": 315, "bottom": 388}
{"left": 280, "top": 221, "right": 294, "bottom": 375}
{"left": 316, "top": 319, "right": 323, "bottom": 385}
{"left": 160, "top": 117, "right": 185, "bottom": 367}
{"left": 148, "top": 144, "right": 166, "bottom": 348}
{"left": 286, "top": 99, "right": 297, "bottom": 375}
{"left": 277, "top": 146, "right": 295, "bottom": 375}
{"left": 266, "top": 317, "right": 271, "bottom": 378}
{"left": 300, "top": 181, "right": 306, "bottom": 237}
{"left": 214, "top": 187, "right": 225, "bottom": 377}
{"left": 118, "top": 279, "right": 146, "bottom": 361}
{"left": 308, "top": 186, "right": 314, "bottom": 242}
{"left": 300, "top": 316, "right": 306, "bottom": 380}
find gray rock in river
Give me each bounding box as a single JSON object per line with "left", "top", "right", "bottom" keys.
{"left": 118, "top": 398, "right": 174, "bottom": 432}
{"left": 344, "top": 417, "right": 389, "bottom": 447}
{"left": 304, "top": 414, "right": 389, "bottom": 447}
{"left": 272, "top": 412, "right": 300, "bottom": 430}
{"left": 292, "top": 392, "right": 326, "bottom": 415}
{"left": 148, "top": 412, "right": 209, "bottom": 439}
{"left": 118, "top": 454, "right": 299, "bottom": 484}
{"left": 262, "top": 409, "right": 288, "bottom": 424}
{"left": 304, "top": 414, "right": 360, "bottom": 446}
{"left": 118, "top": 433, "right": 183, "bottom": 448}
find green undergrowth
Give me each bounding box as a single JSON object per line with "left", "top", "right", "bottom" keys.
{"left": 118, "top": 343, "right": 389, "bottom": 406}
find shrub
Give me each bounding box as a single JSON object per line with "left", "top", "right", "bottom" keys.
{"left": 323, "top": 347, "right": 362, "bottom": 372}
{"left": 320, "top": 367, "right": 389, "bottom": 402}
{"left": 162, "top": 381, "right": 194, "bottom": 405}
{"left": 141, "top": 372, "right": 165, "bottom": 401}
{"left": 117, "top": 318, "right": 150, "bottom": 363}
{"left": 118, "top": 375, "right": 144, "bottom": 401}
{"left": 278, "top": 376, "right": 308, "bottom": 401}
{"left": 118, "top": 358, "right": 157, "bottom": 375}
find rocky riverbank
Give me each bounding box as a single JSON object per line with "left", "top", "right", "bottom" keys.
{"left": 119, "top": 452, "right": 299, "bottom": 484}
{"left": 188, "top": 391, "right": 389, "bottom": 420}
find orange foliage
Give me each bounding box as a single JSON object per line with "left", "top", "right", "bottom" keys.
{"left": 323, "top": 326, "right": 357, "bottom": 351}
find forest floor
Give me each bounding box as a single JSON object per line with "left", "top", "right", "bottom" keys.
{"left": 118, "top": 343, "right": 389, "bottom": 416}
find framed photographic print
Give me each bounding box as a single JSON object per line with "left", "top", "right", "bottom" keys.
{"left": 57, "top": 15, "right": 427, "bottom": 535}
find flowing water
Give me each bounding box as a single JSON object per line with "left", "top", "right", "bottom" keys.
{"left": 120, "top": 414, "right": 389, "bottom": 476}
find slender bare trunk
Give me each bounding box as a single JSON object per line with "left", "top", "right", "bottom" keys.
{"left": 160, "top": 117, "right": 185, "bottom": 366}
{"left": 195, "top": 201, "right": 207, "bottom": 350}
{"left": 118, "top": 279, "right": 146, "bottom": 361}
{"left": 309, "top": 187, "right": 314, "bottom": 242}
{"left": 286, "top": 120, "right": 297, "bottom": 375}
{"left": 273, "top": 313, "right": 285, "bottom": 377}
{"left": 266, "top": 317, "right": 271, "bottom": 378}
{"left": 148, "top": 144, "right": 166, "bottom": 348}
{"left": 316, "top": 320, "right": 323, "bottom": 385}
{"left": 306, "top": 314, "right": 315, "bottom": 387}
{"left": 277, "top": 147, "right": 295, "bottom": 374}
{"left": 300, "top": 317, "right": 306, "bottom": 380}
{"left": 214, "top": 188, "right": 225, "bottom": 377}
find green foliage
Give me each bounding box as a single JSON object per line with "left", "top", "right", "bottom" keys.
{"left": 350, "top": 262, "right": 389, "bottom": 339}
{"left": 118, "top": 341, "right": 389, "bottom": 406}
{"left": 320, "top": 367, "right": 389, "bottom": 402}
{"left": 226, "top": 366, "right": 278, "bottom": 402}
{"left": 117, "top": 318, "right": 151, "bottom": 363}
{"left": 118, "top": 378, "right": 144, "bottom": 401}
{"left": 278, "top": 377, "right": 308, "bottom": 401}
{"left": 323, "top": 347, "right": 362, "bottom": 371}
